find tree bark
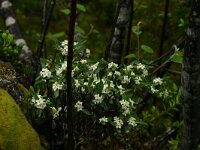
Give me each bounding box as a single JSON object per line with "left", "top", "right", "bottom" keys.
{"left": 105, "top": 0, "right": 131, "bottom": 64}
{"left": 180, "top": 1, "right": 200, "bottom": 149}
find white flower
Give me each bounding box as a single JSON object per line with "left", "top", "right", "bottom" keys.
{"left": 73, "top": 66, "right": 79, "bottom": 72}
{"left": 40, "top": 68, "right": 51, "bottom": 78}
{"left": 110, "top": 81, "right": 115, "bottom": 88}
{"left": 142, "top": 69, "right": 148, "bottom": 77}
{"left": 150, "top": 86, "right": 158, "bottom": 93}
{"left": 52, "top": 82, "right": 63, "bottom": 91}
{"left": 113, "top": 117, "right": 123, "bottom": 129}
{"left": 122, "top": 108, "right": 131, "bottom": 116}
{"left": 153, "top": 77, "right": 163, "bottom": 85}
{"left": 128, "top": 117, "right": 137, "bottom": 127}
{"left": 131, "top": 72, "right": 135, "bottom": 76}
{"left": 86, "top": 48, "right": 90, "bottom": 57}
{"left": 93, "top": 94, "right": 103, "bottom": 104}
{"left": 56, "top": 68, "right": 63, "bottom": 76}
{"left": 163, "top": 89, "right": 169, "bottom": 98}
{"left": 108, "top": 72, "right": 113, "bottom": 77}
{"left": 137, "top": 63, "right": 145, "bottom": 70}
{"left": 80, "top": 59, "right": 87, "bottom": 64}
{"left": 33, "top": 95, "right": 47, "bottom": 109}
{"left": 108, "top": 62, "right": 118, "bottom": 69}
{"left": 120, "top": 99, "right": 130, "bottom": 110}
{"left": 75, "top": 101, "right": 83, "bottom": 111}
{"left": 114, "top": 71, "right": 121, "bottom": 76}
{"left": 74, "top": 79, "right": 80, "bottom": 88}
{"left": 127, "top": 65, "right": 133, "bottom": 71}
{"left": 122, "top": 76, "right": 130, "bottom": 83}
{"left": 102, "top": 84, "right": 109, "bottom": 94}
{"left": 60, "top": 46, "right": 68, "bottom": 56}
{"left": 135, "top": 76, "right": 142, "bottom": 85}
{"left": 91, "top": 62, "right": 99, "bottom": 71}
{"left": 61, "top": 61, "right": 67, "bottom": 69}
{"left": 61, "top": 40, "right": 68, "bottom": 47}
{"left": 99, "top": 116, "right": 108, "bottom": 124}
{"left": 117, "top": 85, "right": 125, "bottom": 95}
{"left": 51, "top": 107, "right": 62, "bottom": 119}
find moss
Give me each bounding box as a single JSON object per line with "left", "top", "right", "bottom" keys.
{"left": 0, "top": 88, "right": 42, "bottom": 150}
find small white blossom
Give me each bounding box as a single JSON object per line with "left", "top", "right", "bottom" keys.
{"left": 122, "top": 108, "right": 131, "bottom": 116}
{"left": 110, "top": 81, "right": 115, "bottom": 88}
{"left": 102, "top": 84, "right": 109, "bottom": 94}
{"left": 122, "top": 76, "right": 130, "bottom": 83}
{"left": 113, "top": 117, "right": 123, "bottom": 129}
{"left": 142, "top": 69, "right": 148, "bottom": 77}
{"left": 33, "top": 95, "right": 47, "bottom": 109}
{"left": 61, "top": 61, "right": 67, "bottom": 69}
{"left": 153, "top": 77, "right": 163, "bottom": 85}
{"left": 131, "top": 72, "right": 135, "bottom": 76}
{"left": 163, "top": 89, "right": 169, "bottom": 98}
{"left": 127, "top": 65, "right": 133, "bottom": 71}
{"left": 120, "top": 99, "right": 130, "bottom": 110}
{"left": 93, "top": 94, "right": 104, "bottom": 104}
{"left": 40, "top": 68, "right": 51, "bottom": 78}
{"left": 108, "top": 62, "right": 118, "bottom": 69}
{"left": 52, "top": 82, "right": 63, "bottom": 91}
{"left": 91, "top": 62, "right": 99, "bottom": 71}
{"left": 74, "top": 79, "right": 80, "bottom": 88}
{"left": 114, "top": 71, "right": 121, "bottom": 76}
{"left": 61, "top": 40, "right": 68, "bottom": 47}
{"left": 150, "top": 86, "right": 158, "bottom": 93}
{"left": 80, "top": 59, "right": 87, "bottom": 64}
{"left": 51, "top": 107, "right": 62, "bottom": 119}
{"left": 75, "top": 101, "right": 83, "bottom": 111}
{"left": 56, "top": 68, "right": 63, "bottom": 76}
{"left": 135, "top": 76, "right": 142, "bottom": 85}
{"left": 128, "top": 117, "right": 137, "bottom": 127}
{"left": 108, "top": 72, "right": 113, "bottom": 77}
{"left": 118, "top": 85, "right": 125, "bottom": 95}
{"left": 137, "top": 63, "right": 145, "bottom": 70}
{"left": 99, "top": 116, "right": 108, "bottom": 124}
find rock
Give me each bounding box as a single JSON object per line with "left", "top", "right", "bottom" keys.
{"left": 0, "top": 88, "right": 42, "bottom": 150}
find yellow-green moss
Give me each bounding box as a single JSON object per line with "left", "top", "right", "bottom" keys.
{"left": 0, "top": 88, "right": 42, "bottom": 150}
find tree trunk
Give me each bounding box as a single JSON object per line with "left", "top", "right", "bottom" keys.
{"left": 105, "top": 0, "right": 131, "bottom": 64}
{"left": 180, "top": 1, "right": 200, "bottom": 149}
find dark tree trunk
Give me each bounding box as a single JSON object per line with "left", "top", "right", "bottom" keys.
{"left": 105, "top": 0, "right": 131, "bottom": 64}
{"left": 180, "top": 1, "right": 200, "bottom": 149}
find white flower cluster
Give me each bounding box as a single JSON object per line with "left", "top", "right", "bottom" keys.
{"left": 99, "top": 116, "right": 108, "bottom": 124}
{"left": 108, "top": 62, "right": 118, "bottom": 70}
{"left": 40, "top": 68, "right": 51, "bottom": 79}
{"left": 128, "top": 117, "right": 137, "bottom": 127}
{"left": 75, "top": 101, "right": 83, "bottom": 112}
{"left": 52, "top": 81, "right": 63, "bottom": 91}
{"left": 153, "top": 77, "right": 163, "bottom": 85}
{"left": 56, "top": 61, "right": 67, "bottom": 76}
{"left": 113, "top": 116, "right": 123, "bottom": 129}
{"left": 31, "top": 95, "right": 47, "bottom": 109}
{"left": 120, "top": 99, "right": 133, "bottom": 116}
{"left": 93, "top": 94, "right": 104, "bottom": 104}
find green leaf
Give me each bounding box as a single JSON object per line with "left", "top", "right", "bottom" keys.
{"left": 82, "top": 109, "right": 92, "bottom": 115}
{"left": 171, "top": 54, "right": 183, "bottom": 64}
{"left": 124, "top": 54, "right": 136, "bottom": 59}
{"left": 141, "top": 44, "right": 154, "bottom": 53}
{"left": 75, "top": 26, "right": 86, "bottom": 34}
{"left": 77, "top": 4, "right": 86, "bottom": 12}
{"left": 60, "top": 9, "right": 70, "bottom": 15}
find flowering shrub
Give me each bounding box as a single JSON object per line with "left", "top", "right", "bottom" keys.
{"left": 30, "top": 40, "right": 172, "bottom": 144}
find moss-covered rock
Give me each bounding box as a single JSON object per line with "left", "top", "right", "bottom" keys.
{"left": 0, "top": 88, "right": 42, "bottom": 150}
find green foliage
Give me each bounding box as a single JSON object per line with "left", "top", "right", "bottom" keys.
{"left": 0, "top": 31, "right": 22, "bottom": 61}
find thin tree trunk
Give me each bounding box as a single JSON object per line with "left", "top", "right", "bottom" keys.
{"left": 180, "top": 0, "right": 200, "bottom": 149}
{"left": 105, "top": 0, "right": 131, "bottom": 64}
{"left": 65, "top": 0, "right": 77, "bottom": 149}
